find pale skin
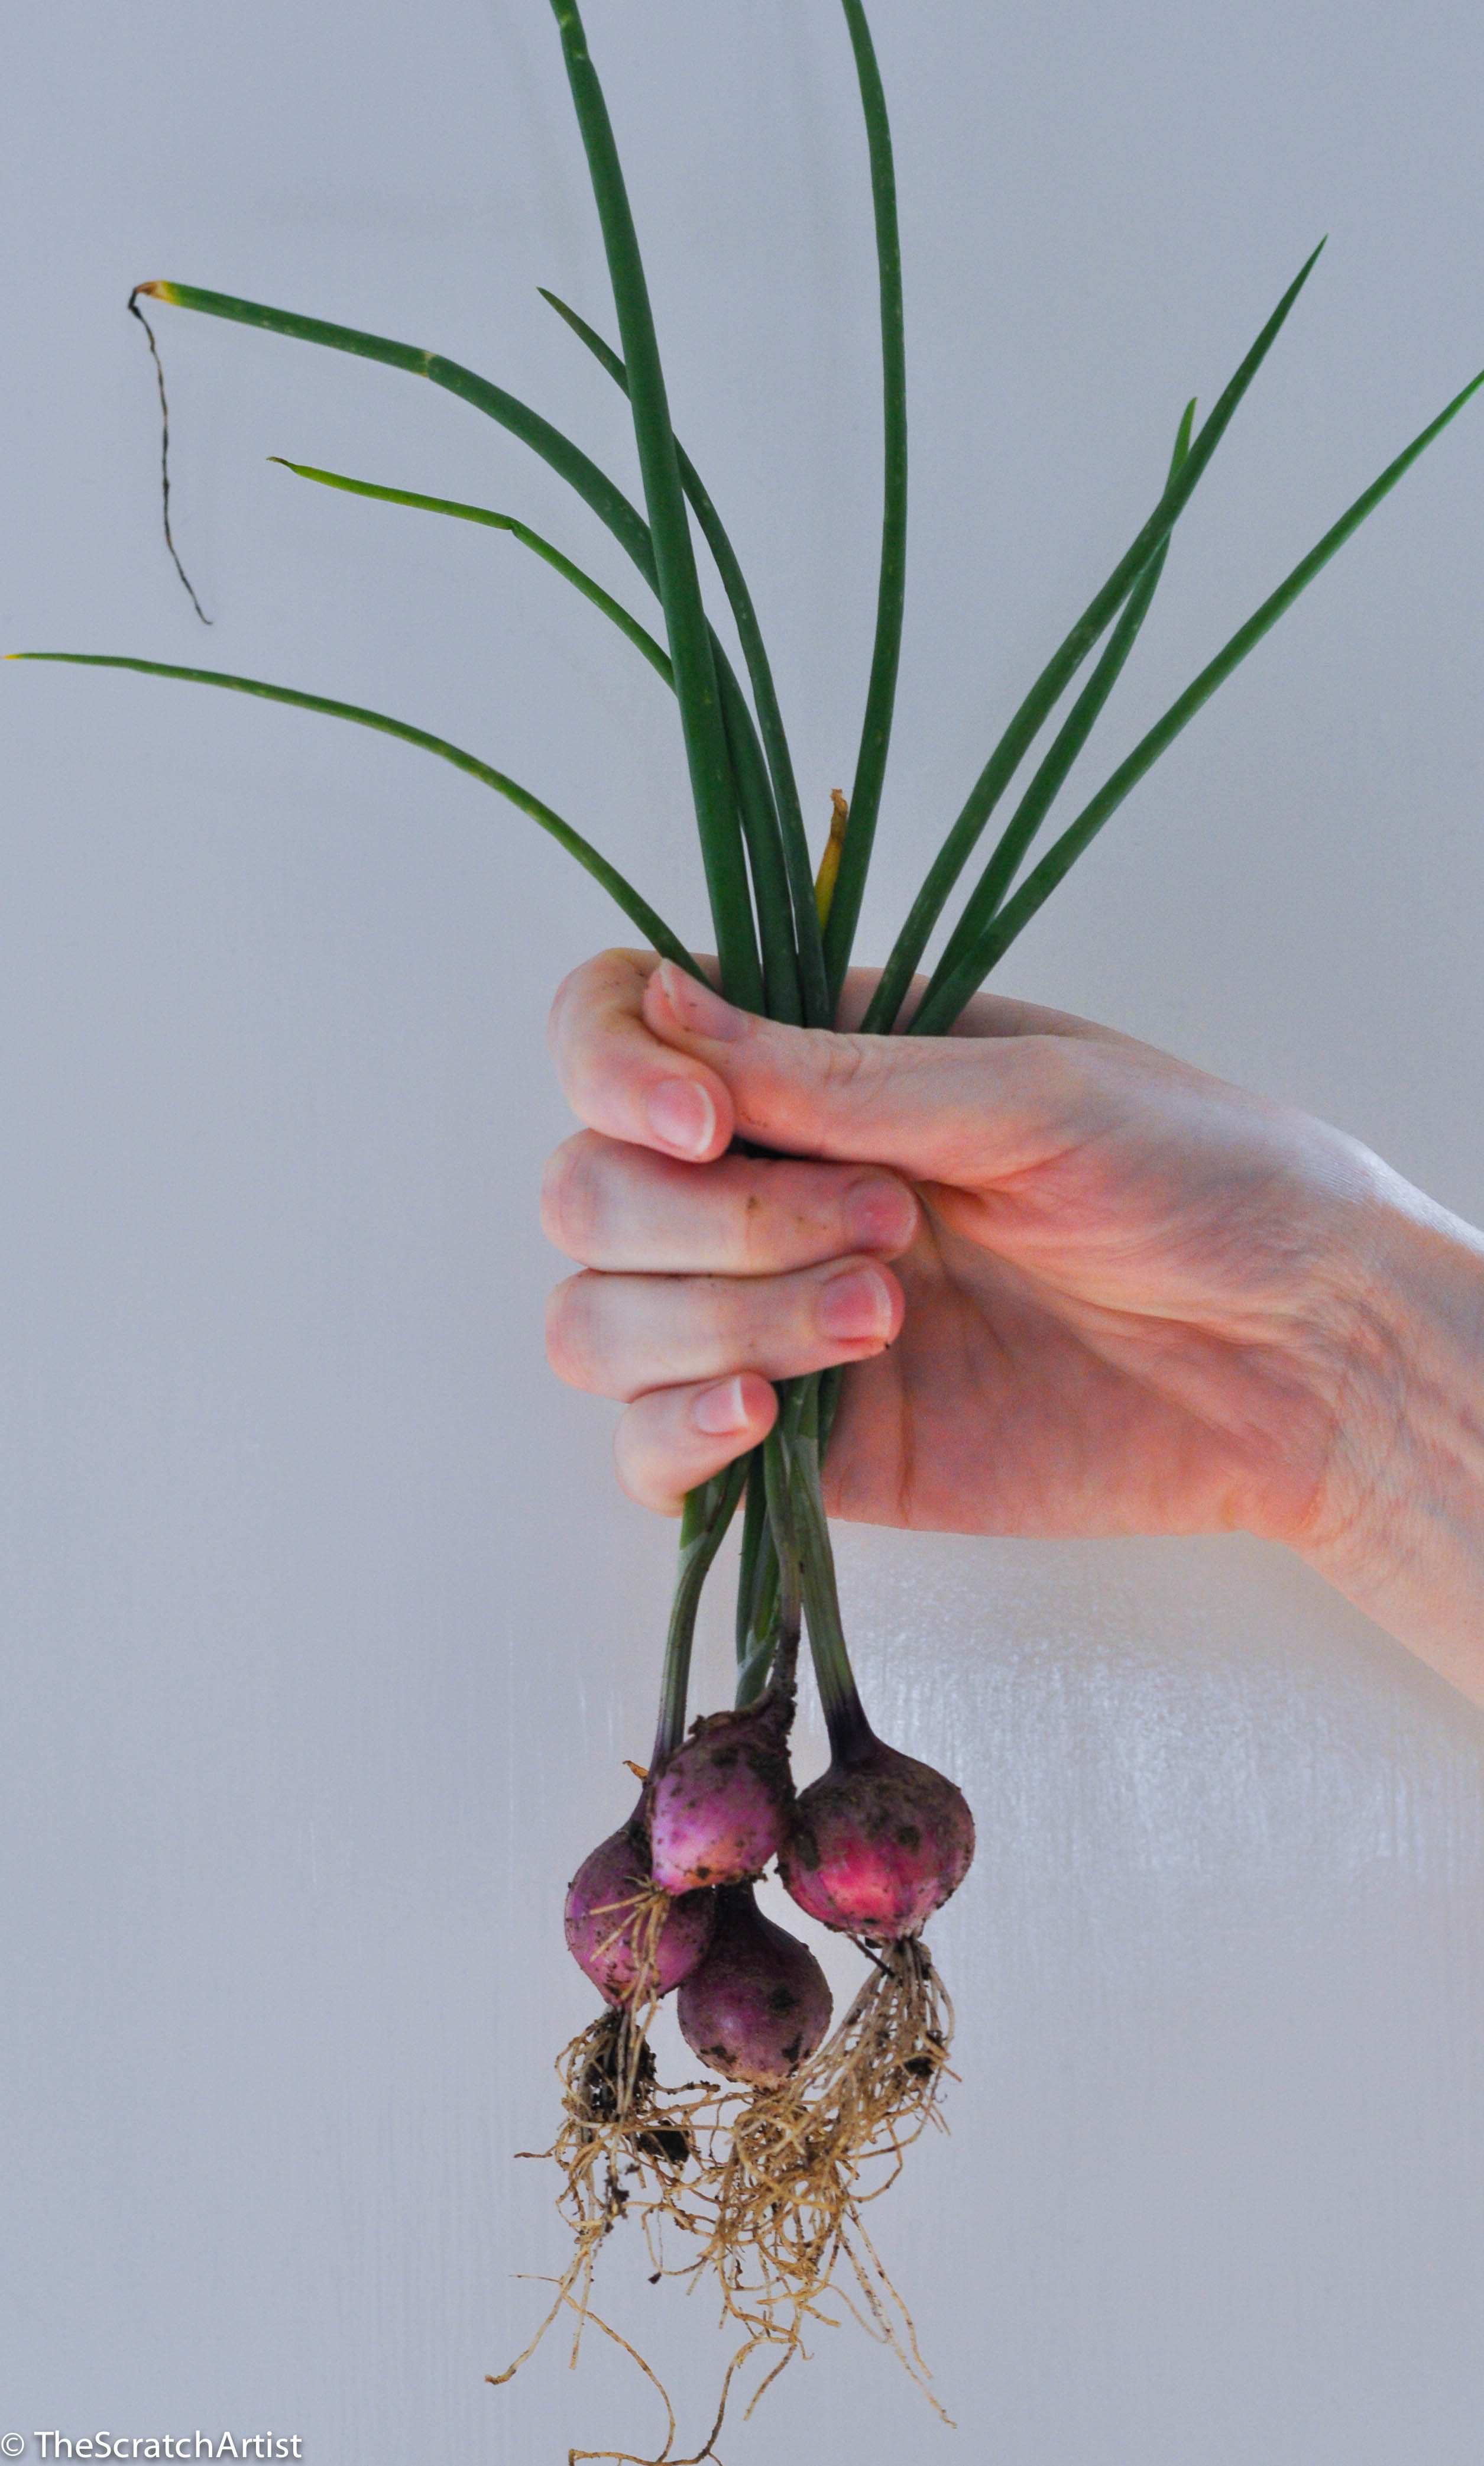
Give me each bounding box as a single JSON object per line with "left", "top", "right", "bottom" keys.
{"left": 543, "top": 949, "right": 1484, "bottom": 1710}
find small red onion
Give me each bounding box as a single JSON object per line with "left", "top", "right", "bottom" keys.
{"left": 779, "top": 1731, "right": 974, "bottom": 1941}
{"left": 677, "top": 1884, "right": 832, "bottom": 2083}
{"left": 564, "top": 1815, "right": 714, "bottom": 2007}
{"left": 648, "top": 1692, "right": 795, "bottom": 1893}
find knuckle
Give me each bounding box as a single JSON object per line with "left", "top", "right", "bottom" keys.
{"left": 816, "top": 1033, "right": 871, "bottom": 1096}
{"left": 544, "top": 1273, "right": 602, "bottom": 1389}
{"left": 540, "top": 1132, "right": 604, "bottom": 1258}
{"left": 734, "top": 1175, "right": 777, "bottom": 1272}
{"left": 545, "top": 957, "right": 594, "bottom": 1056}
{"left": 717, "top": 1267, "right": 813, "bottom": 1367}
{"left": 613, "top": 1406, "right": 683, "bottom": 1517}
{"left": 546, "top": 947, "right": 650, "bottom": 1071}
{"left": 707, "top": 1274, "right": 774, "bottom": 1361}
{"left": 1017, "top": 1034, "right": 1100, "bottom": 1140}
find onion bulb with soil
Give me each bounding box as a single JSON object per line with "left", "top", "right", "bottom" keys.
{"left": 676, "top": 1883, "right": 832, "bottom": 2084}
{"left": 779, "top": 1726, "right": 976, "bottom": 1941}
{"left": 563, "top": 1810, "right": 716, "bottom": 2005}
{"left": 649, "top": 1687, "right": 796, "bottom": 1894}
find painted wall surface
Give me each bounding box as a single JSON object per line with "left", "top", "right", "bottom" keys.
{"left": 4, "top": 4, "right": 1483, "bottom": 2461}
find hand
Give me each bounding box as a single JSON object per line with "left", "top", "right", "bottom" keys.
{"left": 542, "top": 950, "right": 1368, "bottom": 1540}
{"left": 542, "top": 949, "right": 1484, "bottom": 1703}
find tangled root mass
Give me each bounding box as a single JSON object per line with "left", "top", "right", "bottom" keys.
{"left": 496, "top": 1936, "right": 956, "bottom": 2456}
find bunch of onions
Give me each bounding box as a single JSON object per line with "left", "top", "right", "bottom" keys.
{"left": 18, "top": 0, "right": 1484, "bottom": 2441}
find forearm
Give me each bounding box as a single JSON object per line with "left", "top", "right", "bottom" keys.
{"left": 1300, "top": 1170, "right": 1484, "bottom": 1705}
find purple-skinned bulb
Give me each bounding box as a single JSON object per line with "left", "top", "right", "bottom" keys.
{"left": 564, "top": 1812, "right": 715, "bottom": 2008}
{"left": 779, "top": 1730, "right": 974, "bottom": 1941}
{"left": 649, "top": 1691, "right": 795, "bottom": 1894}
{"left": 677, "top": 1884, "right": 832, "bottom": 2084}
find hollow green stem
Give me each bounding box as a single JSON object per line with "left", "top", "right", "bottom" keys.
{"left": 8, "top": 653, "right": 699, "bottom": 970}
{"left": 861, "top": 241, "right": 1326, "bottom": 1033}
{"left": 138, "top": 280, "right": 768, "bottom": 1002}
{"left": 912, "top": 351, "right": 1484, "bottom": 1035}
{"left": 718, "top": 661, "right": 803, "bottom": 1022}
{"left": 652, "top": 1456, "right": 749, "bottom": 1767}
{"left": 137, "top": 281, "right": 659, "bottom": 572}
{"left": 823, "top": 0, "right": 908, "bottom": 1009}
{"left": 549, "top": 0, "right": 763, "bottom": 1014}
{"left": 921, "top": 398, "right": 1194, "bottom": 1009}
{"left": 762, "top": 1423, "right": 803, "bottom": 1642}
{"left": 734, "top": 1453, "right": 769, "bottom": 1666}
{"left": 540, "top": 287, "right": 830, "bottom": 1027}
{"left": 273, "top": 461, "right": 799, "bottom": 1015}
{"left": 737, "top": 1387, "right": 813, "bottom": 1711}
{"left": 269, "top": 459, "right": 673, "bottom": 682}
{"left": 788, "top": 1383, "right": 871, "bottom": 1762}
{"left": 734, "top": 1532, "right": 780, "bottom": 1708}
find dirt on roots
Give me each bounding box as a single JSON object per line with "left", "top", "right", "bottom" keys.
{"left": 492, "top": 1927, "right": 957, "bottom": 2464}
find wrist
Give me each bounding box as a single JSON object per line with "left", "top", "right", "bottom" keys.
{"left": 1291, "top": 1154, "right": 1484, "bottom": 1701}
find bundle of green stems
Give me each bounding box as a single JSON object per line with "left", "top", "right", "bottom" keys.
{"left": 14, "top": 0, "right": 1483, "bottom": 1769}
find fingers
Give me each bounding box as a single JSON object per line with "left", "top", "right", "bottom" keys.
{"left": 546, "top": 949, "right": 1142, "bottom": 1192}
{"left": 541, "top": 1131, "right": 918, "bottom": 1273}
{"left": 613, "top": 1374, "right": 778, "bottom": 1514}
{"left": 640, "top": 957, "right": 1095, "bottom": 1186}
{"left": 548, "top": 948, "right": 733, "bottom": 1161}
{"left": 546, "top": 1254, "right": 904, "bottom": 1399}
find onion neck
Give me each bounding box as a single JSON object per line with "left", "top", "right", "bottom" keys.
{"left": 652, "top": 1458, "right": 749, "bottom": 1767}
{"left": 787, "top": 1376, "right": 875, "bottom": 1766}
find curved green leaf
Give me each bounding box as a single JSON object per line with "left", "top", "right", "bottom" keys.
{"left": 140, "top": 280, "right": 656, "bottom": 572}
{"left": 547, "top": 1, "right": 765, "bottom": 1013}
{"left": 9, "top": 652, "right": 698, "bottom": 972}
{"left": 540, "top": 285, "right": 830, "bottom": 1027}
{"left": 910, "top": 355, "right": 1484, "bottom": 1035}
{"left": 142, "top": 277, "right": 784, "bottom": 1011}
{"left": 272, "top": 460, "right": 802, "bottom": 1020}
{"left": 862, "top": 242, "right": 1327, "bottom": 1033}
{"left": 824, "top": 0, "right": 909, "bottom": 1008}
{"left": 917, "top": 398, "right": 1196, "bottom": 1022}
{"left": 271, "top": 458, "right": 674, "bottom": 682}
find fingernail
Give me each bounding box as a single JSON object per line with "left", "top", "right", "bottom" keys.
{"left": 692, "top": 1376, "right": 753, "bottom": 1436}
{"left": 656, "top": 960, "right": 747, "bottom": 1042}
{"left": 818, "top": 1264, "right": 893, "bottom": 1344}
{"left": 646, "top": 1076, "right": 716, "bottom": 1158}
{"left": 844, "top": 1173, "right": 917, "bottom": 1253}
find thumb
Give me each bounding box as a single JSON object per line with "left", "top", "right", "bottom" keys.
{"left": 643, "top": 959, "right": 1055, "bottom": 1183}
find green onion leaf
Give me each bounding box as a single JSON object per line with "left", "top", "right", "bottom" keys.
{"left": 862, "top": 242, "right": 1327, "bottom": 1033}
{"left": 718, "top": 658, "right": 805, "bottom": 1022}
{"left": 655, "top": 1453, "right": 751, "bottom": 1761}
{"left": 918, "top": 398, "right": 1195, "bottom": 1018}
{"left": 270, "top": 461, "right": 802, "bottom": 1018}
{"left": 547, "top": 0, "right": 765, "bottom": 1014}
{"left": 909, "top": 354, "right": 1484, "bottom": 1034}
{"left": 140, "top": 280, "right": 783, "bottom": 1007}
{"left": 270, "top": 458, "right": 673, "bottom": 682}
{"left": 137, "top": 281, "right": 658, "bottom": 575}
{"left": 823, "top": 0, "right": 909, "bottom": 1011}
{"left": 8, "top": 652, "right": 698, "bottom": 972}
{"left": 540, "top": 285, "right": 830, "bottom": 1027}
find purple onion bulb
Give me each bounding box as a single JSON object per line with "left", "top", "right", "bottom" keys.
{"left": 779, "top": 1731, "right": 975, "bottom": 1941}
{"left": 677, "top": 1884, "right": 833, "bottom": 2085}
{"left": 564, "top": 1815, "right": 715, "bottom": 2007}
{"left": 648, "top": 1693, "right": 795, "bottom": 1894}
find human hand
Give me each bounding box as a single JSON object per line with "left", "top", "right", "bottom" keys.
{"left": 543, "top": 950, "right": 1484, "bottom": 1701}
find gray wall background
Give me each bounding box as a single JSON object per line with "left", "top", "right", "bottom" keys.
{"left": 4, "top": 2, "right": 1484, "bottom": 2460}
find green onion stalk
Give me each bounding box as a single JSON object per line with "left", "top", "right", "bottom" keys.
{"left": 13, "top": 0, "right": 1484, "bottom": 2422}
